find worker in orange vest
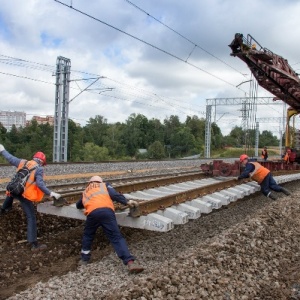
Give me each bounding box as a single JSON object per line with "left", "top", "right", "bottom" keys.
{"left": 0, "top": 144, "right": 61, "bottom": 251}
{"left": 283, "top": 148, "right": 292, "bottom": 163}
{"left": 76, "top": 175, "right": 144, "bottom": 273}
{"left": 261, "top": 146, "right": 268, "bottom": 161}
{"left": 237, "top": 154, "right": 291, "bottom": 200}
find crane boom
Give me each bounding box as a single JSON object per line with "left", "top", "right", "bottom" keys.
{"left": 229, "top": 33, "right": 300, "bottom": 110}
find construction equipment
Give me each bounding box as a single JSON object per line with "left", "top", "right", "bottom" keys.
{"left": 229, "top": 33, "right": 300, "bottom": 162}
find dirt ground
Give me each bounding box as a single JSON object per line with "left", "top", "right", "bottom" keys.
{"left": 0, "top": 205, "right": 157, "bottom": 300}
{"left": 1, "top": 182, "right": 300, "bottom": 299}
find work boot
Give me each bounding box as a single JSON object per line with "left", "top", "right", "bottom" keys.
{"left": 0, "top": 206, "right": 12, "bottom": 215}
{"left": 267, "top": 192, "right": 278, "bottom": 201}
{"left": 31, "top": 242, "right": 47, "bottom": 252}
{"left": 127, "top": 260, "right": 144, "bottom": 274}
{"left": 78, "top": 259, "right": 90, "bottom": 266}
{"left": 281, "top": 187, "right": 291, "bottom": 196}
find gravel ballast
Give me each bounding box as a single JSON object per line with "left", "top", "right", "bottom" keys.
{"left": 3, "top": 181, "right": 300, "bottom": 300}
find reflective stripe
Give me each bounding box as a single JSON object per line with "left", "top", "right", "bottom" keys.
{"left": 81, "top": 250, "right": 91, "bottom": 254}
{"left": 82, "top": 182, "right": 114, "bottom": 214}
{"left": 82, "top": 183, "right": 109, "bottom": 205}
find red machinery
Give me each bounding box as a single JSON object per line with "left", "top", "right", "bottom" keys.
{"left": 229, "top": 33, "right": 300, "bottom": 163}
{"left": 200, "top": 159, "right": 300, "bottom": 177}
{"left": 201, "top": 34, "right": 300, "bottom": 176}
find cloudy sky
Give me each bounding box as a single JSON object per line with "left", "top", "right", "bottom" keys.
{"left": 0, "top": 0, "right": 300, "bottom": 135}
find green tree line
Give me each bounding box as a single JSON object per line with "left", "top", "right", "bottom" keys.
{"left": 0, "top": 114, "right": 279, "bottom": 162}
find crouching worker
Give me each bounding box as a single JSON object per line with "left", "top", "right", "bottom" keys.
{"left": 0, "top": 144, "right": 61, "bottom": 251}
{"left": 237, "top": 154, "right": 291, "bottom": 200}
{"left": 76, "top": 176, "right": 144, "bottom": 274}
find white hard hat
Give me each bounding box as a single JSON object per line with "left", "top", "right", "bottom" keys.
{"left": 89, "top": 176, "right": 103, "bottom": 183}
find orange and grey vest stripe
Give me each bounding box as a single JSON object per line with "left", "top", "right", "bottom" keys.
{"left": 249, "top": 162, "right": 270, "bottom": 184}
{"left": 82, "top": 182, "right": 114, "bottom": 215}
{"left": 18, "top": 159, "right": 44, "bottom": 202}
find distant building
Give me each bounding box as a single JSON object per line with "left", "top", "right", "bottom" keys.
{"left": 138, "top": 149, "right": 148, "bottom": 154}
{"left": 31, "top": 115, "right": 54, "bottom": 126}
{"left": 30, "top": 115, "right": 81, "bottom": 127}
{"left": 0, "top": 111, "right": 26, "bottom": 131}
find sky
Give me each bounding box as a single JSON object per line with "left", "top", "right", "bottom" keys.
{"left": 0, "top": 0, "right": 300, "bottom": 136}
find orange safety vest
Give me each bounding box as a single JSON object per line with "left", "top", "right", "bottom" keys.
{"left": 17, "top": 159, "right": 45, "bottom": 202}
{"left": 249, "top": 162, "right": 270, "bottom": 184}
{"left": 284, "top": 150, "right": 291, "bottom": 163}
{"left": 6, "top": 160, "right": 44, "bottom": 201}
{"left": 82, "top": 182, "right": 115, "bottom": 215}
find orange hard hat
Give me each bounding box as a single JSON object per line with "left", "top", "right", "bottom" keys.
{"left": 240, "top": 154, "right": 249, "bottom": 162}
{"left": 89, "top": 176, "right": 103, "bottom": 183}
{"left": 33, "top": 151, "right": 46, "bottom": 165}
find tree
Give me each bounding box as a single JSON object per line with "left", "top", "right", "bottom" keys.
{"left": 225, "top": 126, "right": 244, "bottom": 147}
{"left": 82, "top": 143, "right": 109, "bottom": 161}
{"left": 147, "top": 118, "right": 164, "bottom": 144}
{"left": 148, "top": 141, "right": 166, "bottom": 159}
{"left": 68, "top": 119, "right": 84, "bottom": 161}
{"left": 211, "top": 122, "right": 224, "bottom": 150}
{"left": 83, "top": 115, "right": 108, "bottom": 146}
{"left": 121, "top": 114, "right": 150, "bottom": 157}
{"left": 259, "top": 130, "right": 279, "bottom": 147}
{"left": 170, "top": 127, "right": 196, "bottom": 157}
{"left": 185, "top": 115, "right": 206, "bottom": 141}
{"left": 103, "top": 123, "right": 127, "bottom": 158}
{"left": 164, "top": 115, "right": 181, "bottom": 145}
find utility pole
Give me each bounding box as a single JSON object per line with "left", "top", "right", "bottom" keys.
{"left": 53, "top": 56, "right": 109, "bottom": 162}
{"left": 53, "top": 56, "right": 71, "bottom": 162}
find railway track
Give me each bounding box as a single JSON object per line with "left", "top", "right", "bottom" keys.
{"left": 0, "top": 170, "right": 203, "bottom": 198}
{"left": 38, "top": 170, "right": 300, "bottom": 232}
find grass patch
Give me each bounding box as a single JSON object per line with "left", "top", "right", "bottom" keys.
{"left": 211, "top": 147, "right": 280, "bottom": 158}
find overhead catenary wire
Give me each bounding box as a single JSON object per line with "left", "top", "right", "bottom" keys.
{"left": 124, "top": 0, "right": 247, "bottom": 77}
{"left": 53, "top": 0, "right": 247, "bottom": 92}
{"left": 0, "top": 70, "right": 191, "bottom": 115}
{"left": 0, "top": 53, "right": 207, "bottom": 112}
{"left": 0, "top": 55, "right": 205, "bottom": 115}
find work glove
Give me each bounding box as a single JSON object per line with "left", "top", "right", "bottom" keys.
{"left": 50, "top": 191, "right": 62, "bottom": 200}
{"left": 127, "top": 200, "right": 139, "bottom": 208}
{"left": 0, "top": 144, "right": 5, "bottom": 153}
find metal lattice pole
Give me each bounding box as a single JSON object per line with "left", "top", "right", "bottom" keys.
{"left": 255, "top": 122, "right": 259, "bottom": 157}
{"left": 205, "top": 105, "right": 212, "bottom": 158}
{"left": 53, "top": 56, "right": 71, "bottom": 162}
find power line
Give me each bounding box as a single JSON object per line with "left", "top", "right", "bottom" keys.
{"left": 53, "top": 0, "right": 246, "bottom": 91}
{"left": 0, "top": 68, "right": 198, "bottom": 116}
{"left": 0, "top": 53, "right": 206, "bottom": 111}
{"left": 0, "top": 71, "right": 55, "bottom": 85}
{"left": 124, "top": 0, "right": 246, "bottom": 77}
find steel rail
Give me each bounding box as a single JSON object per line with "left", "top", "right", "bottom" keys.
{"left": 48, "top": 172, "right": 208, "bottom": 204}
{"left": 129, "top": 178, "right": 242, "bottom": 217}
{"left": 0, "top": 170, "right": 202, "bottom": 195}
{"left": 129, "top": 169, "right": 300, "bottom": 217}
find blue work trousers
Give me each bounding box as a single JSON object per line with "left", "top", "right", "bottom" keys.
{"left": 81, "top": 208, "right": 134, "bottom": 265}
{"left": 260, "top": 173, "right": 282, "bottom": 196}
{"left": 2, "top": 194, "right": 37, "bottom": 243}
{"left": 2, "top": 195, "right": 14, "bottom": 210}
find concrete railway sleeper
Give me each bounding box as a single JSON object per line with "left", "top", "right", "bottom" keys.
{"left": 37, "top": 172, "right": 300, "bottom": 232}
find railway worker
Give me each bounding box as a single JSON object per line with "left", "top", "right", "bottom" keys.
{"left": 76, "top": 175, "right": 144, "bottom": 274}
{"left": 237, "top": 154, "right": 291, "bottom": 200}
{"left": 0, "top": 144, "right": 61, "bottom": 251}
{"left": 283, "top": 148, "right": 292, "bottom": 163}
{"left": 261, "top": 146, "right": 268, "bottom": 161}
